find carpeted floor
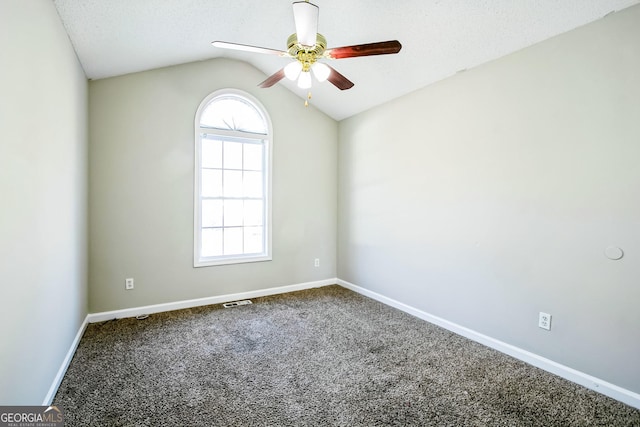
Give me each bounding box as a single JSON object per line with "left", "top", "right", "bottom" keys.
{"left": 54, "top": 285, "right": 640, "bottom": 426}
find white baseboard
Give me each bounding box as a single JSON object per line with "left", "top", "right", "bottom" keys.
{"left": 337, "top": 278, "right": 640, "bottom": 410}
{"left": 48, "top": 278, "right": 639, "bottom": 410}
{"left": 43, "top": 314, "right": 89, "bottom": 405}
{"left": 87, "top": 278, "right": 337, "bottom": 323}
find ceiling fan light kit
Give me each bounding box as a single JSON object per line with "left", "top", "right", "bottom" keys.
{"left": 284, "top": 32, "right": 330, "bottom": 88}
{"left": 212, "top": 0, "right": 402, "bottom": 98}
{"left": 284, "top": 61, "right": 303, "bottom": 80}
{"left": 311, "top": 62, "right": 330, "bottom": 82}
{"left": 298, "top": 70, "right": 312, "bottom": 89}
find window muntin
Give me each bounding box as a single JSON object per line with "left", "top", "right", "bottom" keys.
{"left": 194, "top": 90, "right": 272, "bottom": 267}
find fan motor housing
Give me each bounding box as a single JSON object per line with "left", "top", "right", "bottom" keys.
{"left": 287, "top": 33, "right": 326, "bottom": 71}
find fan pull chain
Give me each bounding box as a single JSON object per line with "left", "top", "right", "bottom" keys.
{"left": 305, "top": 91, "right": 312, "bottom": 107}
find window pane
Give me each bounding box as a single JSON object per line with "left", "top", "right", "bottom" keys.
{"left": 244, "top": 226, "right": 263, "bottom": 254}
{"left": 244, "top": 200, "right": 263, "bottom": 226}
{"left": 201, "top": 169, "right": 222, "bottom": 197}
{"left": 224, "top": 200, "right": 243, "bottom": 227}
{"left": 224, "top": 228, "right": 243, "bottom": 255}
{"left": 202, "top": 200, "right": 223, "bottom": 227}
{"left": 224, "top": 141, "right": 243, "bottom": 170}
{"left": 201, "top": 228, "right": 223, "bottom": 257}
{"left": 202, "top": 138, "right": 222, "bottom": 168}
{"left": 243, "top": 171, "right": 263, "bottom": 198}
{"left": 224, "top": 170, "right": 243, "bottom": 198}
{"left": 244, "top": 143, "right": 263, "bottom": 171}
{"left": 200, "top": 97, "right": 267, "bottom": 134}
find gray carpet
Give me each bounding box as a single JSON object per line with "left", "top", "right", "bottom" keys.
{"left": 54, "top": 285, "right": 640, "bottom": 426}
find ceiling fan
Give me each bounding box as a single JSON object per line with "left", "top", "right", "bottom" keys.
{"left": 212, "top": 0, "right": 402, "bottom": 93}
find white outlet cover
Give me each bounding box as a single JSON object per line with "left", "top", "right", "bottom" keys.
{"left": 539, "top": 312, "right": 552, "bottom": 330}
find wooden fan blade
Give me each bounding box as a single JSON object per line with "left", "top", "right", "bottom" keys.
{"left": 326, "top": 65, "right": 354, "bottom": 90}
{"left": 325, "top": 40, "right": 402, "bottom": 59}
{"left": 258, "top": 68, "right": 286, "bottom": 88}
{"left": 212, "top": 41, "right": 289, "bottom": 57}
{"left": 292, "top": 1, "right": 319, "bottom": 47}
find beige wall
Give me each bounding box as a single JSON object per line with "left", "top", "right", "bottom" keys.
{"left": 338, "top": 6, "right": 640, "bottom": 393}
{"left": 0, "top": 1, "right": 88, "bottom": 404}
{"left": 88, "top": 58, "right": 337, "bottom": 312}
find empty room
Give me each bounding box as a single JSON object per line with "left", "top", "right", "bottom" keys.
{"left": 1, "top": 0, "right": 639, "bottom": 425}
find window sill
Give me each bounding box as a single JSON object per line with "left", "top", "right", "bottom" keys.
{"left": 194, "top": 254, "right": 272, "bottom": 268}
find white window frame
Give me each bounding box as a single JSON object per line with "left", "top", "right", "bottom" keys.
{"left": 194, "top": 89, "right": 273, "bottom": 267}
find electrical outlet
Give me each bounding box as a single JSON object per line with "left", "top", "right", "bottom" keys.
{"left": 314, "top": 258, "right": 320, "bottom": 267}
{"left": 538, "top": 312, "right": 551, "bottom": 330}
{"left": 125, "top": 278, "right": 134, "bottom": 290}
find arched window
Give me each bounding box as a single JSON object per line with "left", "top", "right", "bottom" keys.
{"left": 194, "top": 89, "right": 272, "bottom": 267}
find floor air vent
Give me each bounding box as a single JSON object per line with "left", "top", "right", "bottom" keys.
{"left": 222, "top": 300, "right": 252, "bottom": 308}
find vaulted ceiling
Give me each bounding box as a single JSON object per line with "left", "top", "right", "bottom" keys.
{"left": 53, "top": 0, "right": 639, "bottom": 120}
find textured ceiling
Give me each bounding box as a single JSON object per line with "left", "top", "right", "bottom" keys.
{"left": 53, "top": 0, "right": 639, "bottom": 121}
